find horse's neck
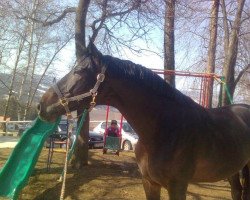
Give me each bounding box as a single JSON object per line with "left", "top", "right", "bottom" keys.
{"left": 101, "top": 77, "right": 200, "bottom": 140}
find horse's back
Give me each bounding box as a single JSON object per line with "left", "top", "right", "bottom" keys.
{"left": 209, "top": 104, "right": 250, "bottom": 127}
{"left": 230, "top": 104, "right": 250, "bottom": 127}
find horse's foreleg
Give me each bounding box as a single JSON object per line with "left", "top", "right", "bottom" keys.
{"left": 229, "top": 173, "right": 242, "bottom": 200}
{"left": 167, "top": 179, "right": 188, "bottom": 200}
{"left": 142, "top": 178, "right": 161, "bottom": 200}
{"left": 242, "top": 164, "right": 250, "bottom": 200}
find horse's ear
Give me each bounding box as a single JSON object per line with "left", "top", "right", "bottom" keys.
{"left": 87, "top": 40, "right": 102, "bottom": 59}
{"left": 86, "top": 40, "right": 103, "bottom": 71}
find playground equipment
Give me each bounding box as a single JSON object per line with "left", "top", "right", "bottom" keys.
{"left": 46, "top": 118, "right": 74, "bottom": 171}
{"left": 0, "top": 109, "right": 88, "bottom": 200}
{"left": 151, "top": 69, "right": 233, "bottom": 108}
{"left": 152, "top": 69, "right": 217, "bottom": 108}
{"left": 0, "top": 117, "right": 60, "bottom": 200}
{"left": 46, "top": 131, "right": 68, "bottom": 171}
{"left": 102, "top": 105, "right": 122, "bottom": 155}
{"left": 102, "top": 106, "right": 123, "bottom": 155}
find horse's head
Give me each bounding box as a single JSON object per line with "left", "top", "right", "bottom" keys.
{"left": 38, "top": 42, "right": 105, "bottom": 122}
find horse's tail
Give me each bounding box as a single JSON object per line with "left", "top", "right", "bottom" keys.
{"left": 242, "top": 164, "right": 250, "bottom": 199}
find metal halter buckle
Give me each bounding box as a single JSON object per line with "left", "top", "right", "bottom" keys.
{"left": 60, "top": 98, "right": 68, "bottom": 106}
{"left": 97, "top": 73, "right": 105, "bottom": 82}
{"left": 90, "top": 95, "right": 96, "bottom": 106}
{"left": 52, "top": 66, "right": 106, "bottom": 115}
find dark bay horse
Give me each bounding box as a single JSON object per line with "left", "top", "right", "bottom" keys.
{"left": 38, "top": 42, "right": 250, "bottom": 200}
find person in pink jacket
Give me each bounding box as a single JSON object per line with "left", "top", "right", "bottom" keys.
{"left": 104, "top": 120, "right": 121, "bottom": 155}
{"left": 105, "top": 120, "right": 120, "bottom": 137}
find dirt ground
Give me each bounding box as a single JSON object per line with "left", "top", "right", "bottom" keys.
{"left": 0, "top": 148, "right": 232, "bottom": 200}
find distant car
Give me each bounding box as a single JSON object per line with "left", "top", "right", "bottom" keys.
{"left": 17, "top": 122, "right": 33, "bottom": 137}
{"left": 93, "top": 121, "right": 138, "bottom": 151}
{"left": 88, "top": 131, "right": 104, "bottom": 149}
{"left": 6, "top": 123, "right": 18, "bottom": 132}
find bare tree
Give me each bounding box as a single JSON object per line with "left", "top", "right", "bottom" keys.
{"left": 221, "top": 0, "right": 246, "bottom": 105}
{"left": 72, "top": 0, "right": 91, "bottom": 169}
{"left": 206, "top": 0, "right": 219, "bottom": 108}
{"left": 17, "top": 0, "right": 38, "bottom": 120}
{"left": 171, "top": 0, "right": 249, "bottom": 106}
{"left": 27, "top": 0, "right": 157, "bottom": 169}
{"left": 3, "top": 35, "right": 26, "bottom": 121}
{"left": 164, "top": 0, "right": 176, "bottom": 87}
{"left": 0, "top": 0, "right": 75, "bottom": 120}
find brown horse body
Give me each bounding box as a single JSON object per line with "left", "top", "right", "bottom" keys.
{"left": 39, "top": 43, "right": 250, "bottom": 200}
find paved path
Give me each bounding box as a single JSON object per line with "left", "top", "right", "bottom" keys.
{"left": 0, "top": 136, "right": 19, "bottom": 148}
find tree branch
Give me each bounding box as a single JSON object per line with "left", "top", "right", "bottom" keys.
{"left": 221, "top": 0, "right": 229, "bottom": 54}
{"left": 30, "top": 36, "right": 73, "bottom": 105}
{"left": 234, "top": 63, "right": 250, "bottom": 86}
{"left": 0, "top": 77, "right": 10, "bottom": 90}
{"left": 90, "top": 0, "right": 143, "bottom": 42}
{"left": 15, "top": 7, "right": 76, "bottom": 27}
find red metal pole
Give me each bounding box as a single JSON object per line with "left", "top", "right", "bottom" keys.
{"left": 203, "top": 78, "right": 209, "bottom": 108}
{"left": 104, "top": 105, "right": 110, "bottom": 145}
{"left": 204, "top": 78, "right": 208, "bottom": 107}
{"left": 105, "top": 105, "right": 110, "bottom": 130}
{"left": 119, "top": 115, "right": 124, "bottom": 137}
{"left": 205, "top": 78, "right": 211, "bottom": 108}
{"left": 202, "top": 77, "right": 207, "bottom": 107}
{"left": 152, "top": 69, "right": 221, "bottom": 79}
{"left": 151, "top": 68, "right": 219, "bottom": 108}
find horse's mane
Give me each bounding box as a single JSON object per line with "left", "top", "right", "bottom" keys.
{"left": 102, "top": 55, "right": 200, "bottom": 108}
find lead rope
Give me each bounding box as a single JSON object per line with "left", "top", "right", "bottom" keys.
{"left": 52, "top": 66, "right": 105, "bottom": 200}
{"left": 59, "top": 120, "right": 73, "bottom": 200}
{"left": 59, "top": 109, "right": 88, "bottom": 200}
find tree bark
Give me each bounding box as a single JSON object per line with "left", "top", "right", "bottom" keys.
{"left": 3, "top": 37, "right": 26, "bottom": 121}
{"left": 206, "top": 0, "right": 219, "bottom": 108}
{"left": 71, "top": 110, "right": 89, "bottom": 169}
{"left": 164, "top": 0, "right": 175, "bottom": 87}
{"left": 75, "top": 0, "right": 91, "bottom": 60}
{"left": 71, "top": 0, "right": 91, "bottom": 169}
{"left": 23, "top": 37, "right": 40, "bottom": 120}
{"left": 221, "top": 0, "right": 229, "bottom": 55}
{"left": 222, "top": 0, "right": 245, "bottom": 106}
{"left": 18, "top": 0, "right": 37, "bottom": 120}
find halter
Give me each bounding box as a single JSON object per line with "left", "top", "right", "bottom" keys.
{"left": 52, "top": 66, "right": 106, "bottom": 118}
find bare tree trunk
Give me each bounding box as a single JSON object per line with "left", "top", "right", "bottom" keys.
{"left": 23, "top": 38, "right": 40, "bottom": 120}
{"left": 17, "top": 28, "right": 33, "bottom": 120}
{"left": 75, "top": 0, "right": 91, "bottom": 59}
{"left": 164, "top": 0, "right": 175, "bottom": 87}
{"left": 18, "top": 0, "right": 37, "bottom": 120}
{"left": 221, "top": 0, "right": 229, "bottom": 55}
{"left": 71, "top": 110, "right": 89, "bottom": 169}
{"left": 206, "top": 0, "right": 219, "bottom": 108}
{"left": 72, "top": 0, "right": 91, "bottom": 169}
{"left": 222, "top": 0, "right": 245, "bottom": 106}
{"left": 3, "top": 37, "right": 26, "bottom": 122}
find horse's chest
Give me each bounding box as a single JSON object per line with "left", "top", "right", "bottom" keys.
{"left": 135, "top": 143, "right": 194, "bottom": 184}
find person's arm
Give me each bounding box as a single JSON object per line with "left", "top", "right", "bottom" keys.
{"left": 116, "top": 127, "right": 121, "bottom": 137}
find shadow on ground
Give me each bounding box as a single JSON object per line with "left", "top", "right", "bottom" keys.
{"left": 0, "top": 149, "right": 232, "bottom": 200}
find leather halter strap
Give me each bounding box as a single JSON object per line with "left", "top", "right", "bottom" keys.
{"left": 52, "top": 66, "right": 106, "bottom": 118}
